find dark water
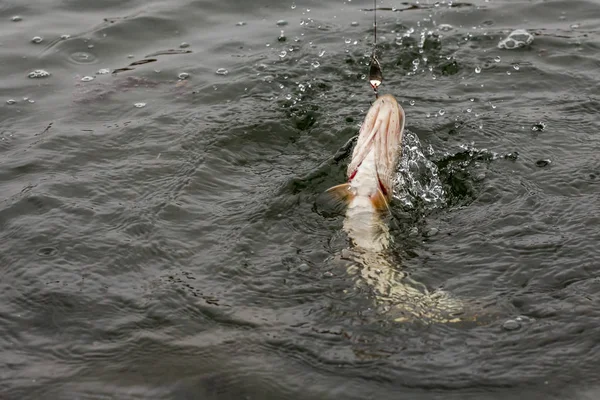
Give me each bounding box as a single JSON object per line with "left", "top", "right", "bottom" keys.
{"left": 2, "top": 0, "right": 600, "bottom": 398}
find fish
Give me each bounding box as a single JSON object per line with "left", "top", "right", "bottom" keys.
{"left": 323, "top": 94, "right": 473, "bottom": 324}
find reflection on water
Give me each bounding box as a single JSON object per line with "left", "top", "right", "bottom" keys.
{"left": 2, "top": 0, "right": 600, "bottom": 398}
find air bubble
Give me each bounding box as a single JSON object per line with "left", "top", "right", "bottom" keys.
{"left": 438, "top": 109, "right": 445, "bottom": 116}
{"left": 531, "top": 122, "right": 546, "bottom": 131}
{"left": 279, "top": 50, "right": 287, "bottom": 58}
{"left": 236, "top": 21, "right": 247, "bottom": 26}
{"left": 409, "top": 100, "right": 415, "bottom": 106}
{"left": 319, "top": 50, "right": 325, "bottom": 57}
{"left": 503, "top": 319, "right": 521, "bottom": 331}
{"left": 11, "top": 16, "right": 22, "bottom": 22}
{"left": 351, "top": 21, "right": 359, "bottom": 26}
{"left": 494, "top": 56, "right": 501, "bottom": 62}
{"left": 70, "top": 51, "right": 96, "bottom": 64}
{"left": 311, "top": 61, "right": 320, "bottom": 68}
{"left": 180, "top": 42, "right": 190, "bottom": 48}
{"left": 178, "top": 72, "right": 190, "bottom": 80}
{"left": 81, "top": 76, "right": 95, "bottom": 82}
{"left": 60, "top": 34, "right": 71, "bottom": 40}
{"left": 6, "top": 99, "right": 16, "bottom": 105}
{"left": 96, "top": 68, "right": 110, "bottom": 75}
{"left": 475, "top": 66, "right": 481, "bottom": 73}
{"left": 291, "top": 4, "right": 297, "bottom": 9}
{"left": 28, "top": 70, "right": 50, "bottom": 79}
{"left": 31, "top": 36, "right": 43, "bottom": 44}
{"left": 513, "top": 64, "right": 520, "bottom": 70}
{"left": 216, "top": 68, "right": 229, "bottom": 75}
{"left": 497, "top": 29, "right": 534, "bottom": 49}
{"left": 438, "top": 24, "right": 453, "bottom": 31}
{"left": 344, "top": 38, "right": 351, "bottom": 44}
{"left": 277, "top": 20, "right": 288, "bottom": 26}
{"left": 134, "top": 102, "right": 146, "bottom": 108}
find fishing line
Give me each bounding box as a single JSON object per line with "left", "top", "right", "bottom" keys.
{"left": 368, "top": 0, "right": 383, "bottom": 98}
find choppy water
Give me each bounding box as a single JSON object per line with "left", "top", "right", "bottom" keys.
{"left": 2, "top": 0, "right": 600, "bottom": 398}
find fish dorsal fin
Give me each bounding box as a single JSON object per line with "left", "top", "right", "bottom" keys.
{"left": 371, "top": 187, "right": 392, "bottom": 215}
{"left": 315, "top": 183, "right": 355, "bottom": 216}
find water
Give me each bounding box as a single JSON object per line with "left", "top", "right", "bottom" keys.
{"left": 2, "top": 0, "right": 600, "bottom": 398}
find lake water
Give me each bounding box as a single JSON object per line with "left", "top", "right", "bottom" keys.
{"left": 2, "top": 0, "right": 600, "bottom": 399}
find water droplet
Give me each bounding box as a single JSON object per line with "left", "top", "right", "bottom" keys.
{"left": 279, "top": 50, "right": 287, "bottom": 58}
{"left": 494, "top": 56, "right": 501, "bottom": 62}
{"left": 409, "top": 100, "right": 415, "bottom": 106}
{"left": 438, "top": 109, "right": 445, "bottom": 116}
{"left": 179, "top": 42, "right": 190, "bottom": 48}
{"left": 81, "top": 76, "right": 95, "bottom": 82}
{"left": 6, "top": 99, "right": 16, "bottom": 105}
{"left": 70, "top": 51, "right": 96, "bottom": 64}
{"left": 28, "top": 70, "right": 50, "bottom": 79}
{"left": 11, "top": 16, "right": 22, "bottom": 22}
{"left": 311, "top": 61, "right": 320, "bottom": 68}
{"left": 96, "top": 68, "right": 110, "bottom": 75}
{"left": 216, "top": 68, "right": 229, "bottom": 75}
{"left": 475, "top": 66, "right": 481, "bottom": 73}
{"left": 513, "top": 64, "right": 520, "bottom": 70}
{"left": 277, "top": 19, "right": 288, "bottom": 26}
{"left": 236, "top": 21, "right": 247, "bottom": 26}
{"left": 178, "top": 72, "right": 190, "bottom": 80}
{"left": 31, "top": 36, "right": 43, "bottom": 44}
{"left": 37, "top": 247, "right": 58, "bottom": 257}
{"left": 351, "top": 21, "right": 359, "bottom": 26}
{"left": 344, "top": 38, "right": 351, "bottom": 44}
{"left": 134, "top": 102, "right": 146, "bottom": 108}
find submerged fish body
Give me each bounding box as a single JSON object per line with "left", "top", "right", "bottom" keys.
{"left": 326, "top": 94, "right": 469, "bottom": 324}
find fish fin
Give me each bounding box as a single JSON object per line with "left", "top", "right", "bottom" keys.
{"left": 325, "top": 183, "right": 355, "bottom": 205}
{"left": 315, "top": 183, "right": 355, "bottom": 216}
{"left": 371, "top": 187, "right": 392, "bottom": 215}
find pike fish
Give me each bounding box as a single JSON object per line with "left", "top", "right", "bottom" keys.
{"left": 324, "top": 94, "right": 469, "bottom": 323}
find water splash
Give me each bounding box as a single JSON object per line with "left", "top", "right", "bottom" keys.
{"left": 393, "top": 131, "right": 446, "bottom": 209}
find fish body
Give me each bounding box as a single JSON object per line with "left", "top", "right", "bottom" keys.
{"left": 326, "top": 94, "right": 469, "bottom": 323}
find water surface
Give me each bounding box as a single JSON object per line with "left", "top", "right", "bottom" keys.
{"left": 2, "top": 0, "right": 600, "bottom": 399}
